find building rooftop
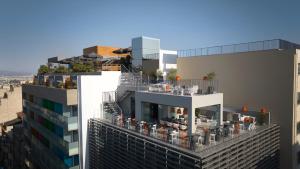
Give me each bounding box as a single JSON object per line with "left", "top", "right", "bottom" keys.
{"left": 177, "top": 39, "right": 300, "bottom": 57}
{"left": 98, "top": 112, "right": 273, "bottom": 157}
{"left": 102, "top": 77, "right": 272, "bottom": 157}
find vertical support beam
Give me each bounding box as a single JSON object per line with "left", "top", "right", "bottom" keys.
{"left": 219, "top": 103, "right": 223, "bottom": 126}
{"left": 135, "top": 100, "right": 142, "bottom": 121}
{"left": 216, "top": 104, "right": 223, "bottom": 126}
{"left": 188, "top": 105, "right": 195, "bottom": 135}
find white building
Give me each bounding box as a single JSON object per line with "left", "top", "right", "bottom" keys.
{"left": 131, "top": 36, "right": 178, "bottom": 79}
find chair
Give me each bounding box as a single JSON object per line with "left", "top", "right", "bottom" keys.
{"left": 229, "top": 127, "right": 234, "bottom": 137}
{"left": 126, "top": 118, "right": 131, "bottom": 129}
{"left": 196, "top": 118, "right": 202, "bottom": 127}
{"left": 210, "top": 134, "right": 216, "bottom": 145}
{"left": 197, "top": 136, "right": 204, "bottom": 146}
{"left": 139, "top": 121, "right": 145, "bottom": 133}
{"left": 170, "top": 133, "right": 176, "bottom": 144}
{"left": 240, "top": 123, "right": 244, "bottom": 131}
{"left": 151, "top": 124, "right": 157, "bottom": 137}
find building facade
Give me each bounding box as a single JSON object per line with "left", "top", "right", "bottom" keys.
{"left": 22, "top": 71, "right": 121, "bottom": 169}
{"left": 87, "top": 67, "right": 279, "bottom": 169}
{"left": 22, "top": 77, "right": 79, "bottom": 169}
{"left": 88, "top": 119, "right": 279, "bottom": 169}
{"left": 176, "top": 39, "right": 300, "bottom": 169}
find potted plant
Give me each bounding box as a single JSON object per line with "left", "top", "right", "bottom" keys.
{"left": 57, "top": 82, "right": 64, "bottom": 89}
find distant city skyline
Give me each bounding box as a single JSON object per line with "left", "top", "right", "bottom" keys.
{"left": 1, "top": 0, "right": 300, "bottom": 73}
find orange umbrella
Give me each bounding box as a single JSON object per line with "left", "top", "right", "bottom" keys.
{"left": 241, "top": 105, "right": 248, "bottom": 112}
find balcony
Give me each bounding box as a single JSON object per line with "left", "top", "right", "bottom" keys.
{"left": 23, "top": 100, "right": 78, "bottom": 131}
{"left": 23, "top": 113, "right": 78, "bottom": 156}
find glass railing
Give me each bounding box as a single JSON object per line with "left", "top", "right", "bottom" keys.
{"left": 144, "top": 79, "right": 219, "bottom": 96}
{"left": 178, "top": 39, "right": 300, "bottom": 57}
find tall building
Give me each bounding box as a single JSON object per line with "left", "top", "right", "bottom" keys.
{"left": 0, "top": 113, "right": 24, "bottom": 169}
{"left": 22, "top": 67, "right": 121, "bottom": 168}
{"left": 176, "top": 39, "right": 300, "bottom": 169}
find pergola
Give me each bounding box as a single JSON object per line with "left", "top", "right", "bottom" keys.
{"left": 135, "top": 91, "right": 223, "bottom": 135}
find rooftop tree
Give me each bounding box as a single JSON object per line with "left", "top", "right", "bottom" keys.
{"left": 72, "top": 62, "right": 94, "bottom": 72}
{"left": 167, "top": 68, "right": 177, "bottom": 81}
{"left": 54, "top": 66, "right": 69, "bottom": 74}
{"left": 38, "top": 65, "right": 50, "bottom": 75}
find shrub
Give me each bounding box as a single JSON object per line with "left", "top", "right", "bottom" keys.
{"left": 167, "top": 68, "right": 177, "bottom": 81}
{"left": 38, "top": 65, "right": 50, "bottom": 75}
{"left": 54, "top": 66, "right": 69, "bottom": 73}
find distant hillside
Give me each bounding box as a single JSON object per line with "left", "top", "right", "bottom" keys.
{"left": 0, "top": 70, "right": 32, "bottom": 77}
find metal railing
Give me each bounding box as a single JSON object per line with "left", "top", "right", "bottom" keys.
{"left": 101, "top": 64, "right": 121, "bottom": 71}
{"left": 165, "top": 79, "right": 218, "bottom": 94}
{"left": 95, "top": 115, "right": 277, "bottom": 158}
{"left": 178, "top": 39, "right": 300, "bottom": 57}
{"left": 142, "top": 53, "right": 160, "bottom": 60}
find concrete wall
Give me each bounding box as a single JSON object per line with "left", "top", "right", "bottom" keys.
{"left": 77, "top": 71, "right": 121, "bottom": 169}
{"left": 142, "top": 60, "right": 159, "bottom": 76}
{"left": 0, "top": 87, "right": 22, "bottom": 124}
{"left": 22, "top": 84, "right": 77, "bottom": 105}
{"left": 177, "top": 49, "right": 297, "bottom": 169}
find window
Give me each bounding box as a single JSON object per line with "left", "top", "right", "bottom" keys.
{"left": 22, "top": 92, "right": 27, "bottom": 100}
{"left": 29, "top": 95, "right": 34, "bottom": 103}
{"left": 297, "top": 122, "right": 300, "bottom": 134}
{"left": 298, "top": 151, "right": 300, "bottom": 164}
{"left": 71, "top": 106, "right": 78, "bottom": 116}
{"left": 298, "top": 63, "right": 300, "bottom": 75}
{"left": 72, "top": 130, "right": 78, "bottom": 142}
{"left": 298, "top": 93, "right": 300, "bottom": 104}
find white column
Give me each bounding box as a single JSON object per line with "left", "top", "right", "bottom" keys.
{"left": 219, "top": 104, "right": 223, "bottom": 126}
{"left": 188, "top": 105, "right": 195, "bottom": 135}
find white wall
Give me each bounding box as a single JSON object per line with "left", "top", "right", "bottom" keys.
{"left": 159, "top": 50, "right": 178, "bottom": 77}
{"left": 77, "top": 71, "right": 121, "bottom": 169}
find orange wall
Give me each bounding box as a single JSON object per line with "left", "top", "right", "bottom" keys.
{"left": 83, "top": 46, "right": 128, "bottom": 58}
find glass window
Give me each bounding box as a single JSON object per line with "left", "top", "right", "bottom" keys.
{"left": 71, "top": 106, "right": 78, "bottom": 116}
{"left": 297, "top": 122, "right": 300, "bottom": 135}
{"left": 29, "top": 95, "right": 34, "bottom": 103}
{"left": 298, "top": 93, "right": 300, "bottom": 104}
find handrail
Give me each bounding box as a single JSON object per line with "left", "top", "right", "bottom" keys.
{"left": 178, "top": 39, "right": 300, "bottom": 57}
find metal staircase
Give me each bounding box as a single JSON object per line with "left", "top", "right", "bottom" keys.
{"left": 101, "top": 64, "right": 148, "bottom": 122}
{"left": 102, "top": 91, "right": 123, "bottom": 124}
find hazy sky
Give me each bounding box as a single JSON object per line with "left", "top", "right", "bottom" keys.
{"left": 1, "top": 0, "right": 300, "bottom": 73}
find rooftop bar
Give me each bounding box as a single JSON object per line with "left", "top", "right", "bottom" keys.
{"left": 102, "top": 79, "right": 271, "bottom": 155}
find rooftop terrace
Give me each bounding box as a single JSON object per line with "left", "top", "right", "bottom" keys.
{"left": 103, "top": 88, "right": 271, "bottom": 156}
{"left": 99, "top": 109, "right": 273, "bottom": 157}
